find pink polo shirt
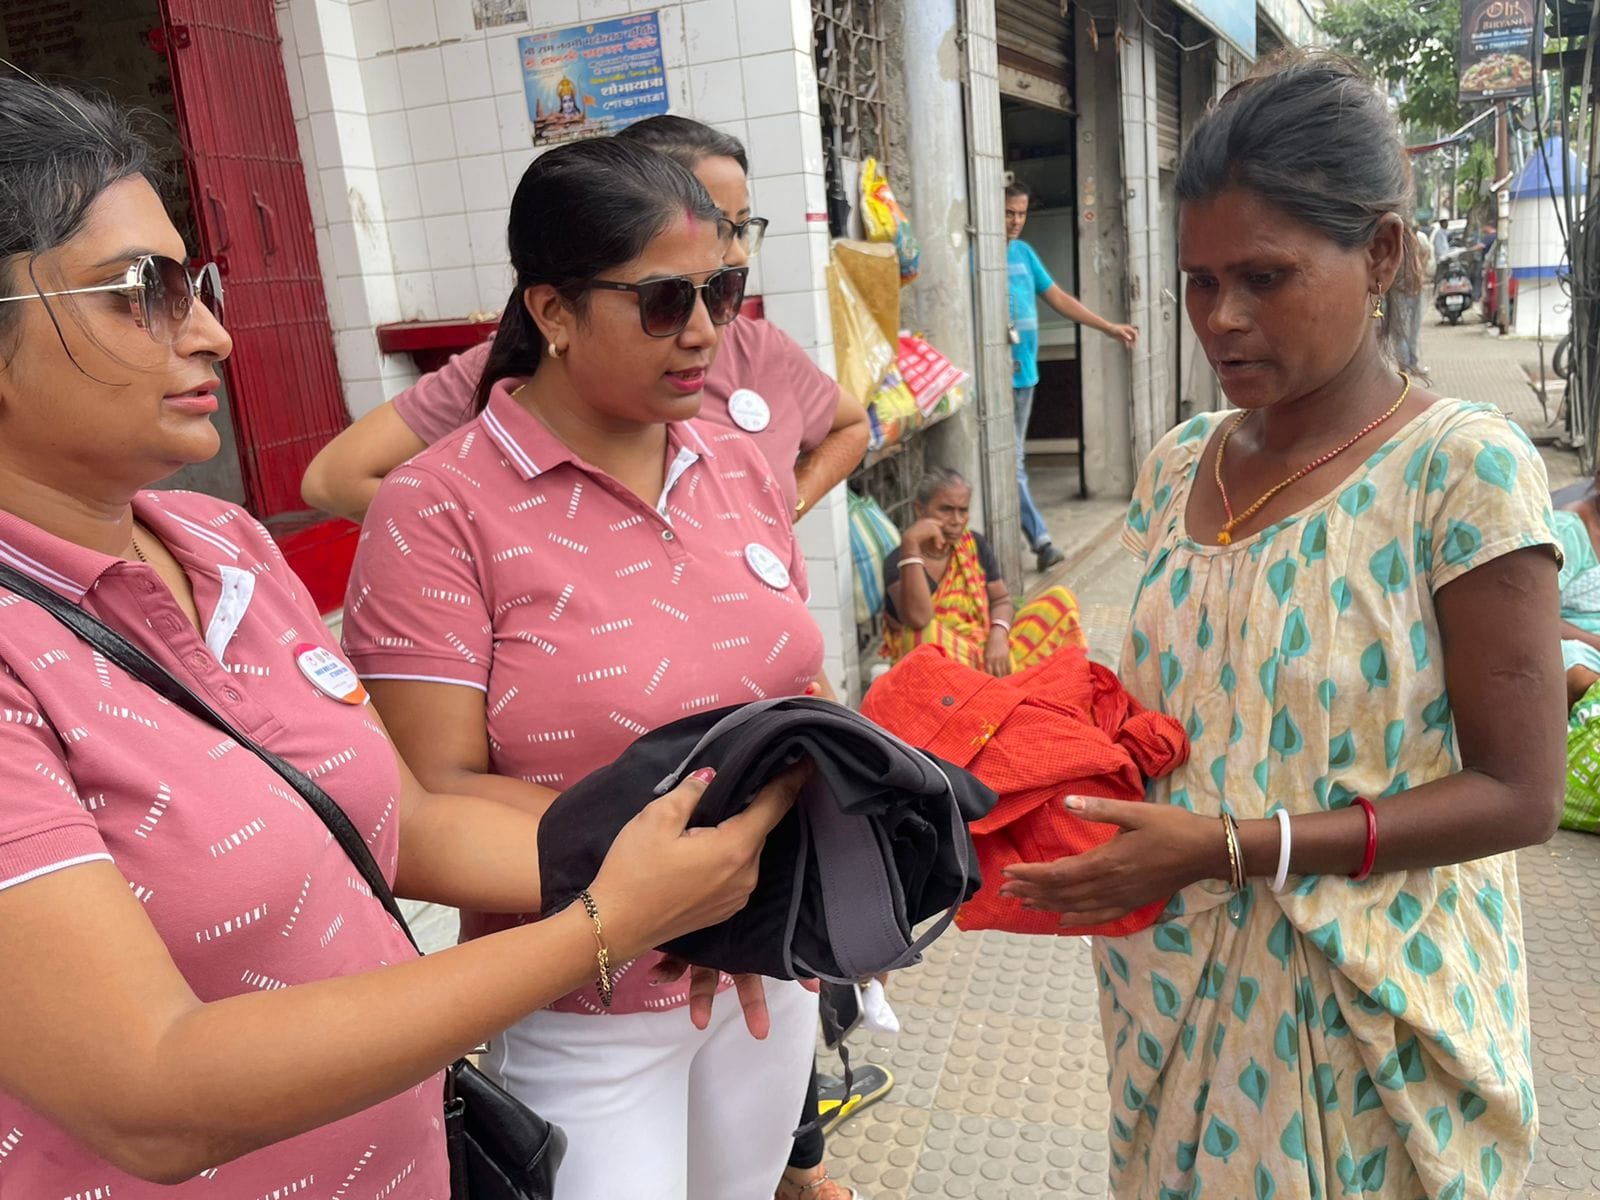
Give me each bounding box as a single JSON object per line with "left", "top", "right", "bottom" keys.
{"left": 391, "top": 315, "right": 840, "bottom": 515}
{"left": 342, "top": 382, "right": 825, "bottom": 1015}
{"left": 0, "top": 492, "right": 444, "bottom": 1199}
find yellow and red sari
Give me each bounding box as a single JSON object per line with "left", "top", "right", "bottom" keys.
{"left": 884, "top": 531, "right": 1084, "bottom": 671}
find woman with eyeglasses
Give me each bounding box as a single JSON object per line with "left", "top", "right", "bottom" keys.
{"left": 300, "top": 115, "right": 870, "bottom": 533}
{"left": 340, "top": 138, "right": 831, "bottom": 1199}
{"left": 0, "top": 78, "right": 803, "bottom": 1198}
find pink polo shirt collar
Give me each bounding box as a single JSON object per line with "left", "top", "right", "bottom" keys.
{"left": 480, "top": 379, "right": 716, "bottom": 513}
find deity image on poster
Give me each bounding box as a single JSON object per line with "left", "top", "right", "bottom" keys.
{"left": 471, "top": 0, "right": 527, "bottom": 31}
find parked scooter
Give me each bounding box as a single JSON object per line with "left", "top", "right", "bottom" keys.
{"left": 1433, "top": 251, "right": 1474, "bottom": 325}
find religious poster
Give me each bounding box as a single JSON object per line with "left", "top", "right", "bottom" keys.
{"left": 520, "top": 13, "right": 670, "bottom": 146}
{"left": 1459, "top": 0, "right": 1541, "bottom": 102}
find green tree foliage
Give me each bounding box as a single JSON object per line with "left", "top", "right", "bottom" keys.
{"left": 1319, "top": 0, "right": 1465, "bottom": 131}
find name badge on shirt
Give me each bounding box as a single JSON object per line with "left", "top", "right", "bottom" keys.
{"left": 295, "top": 642, "right": 369, "bottom": 705}
{"left": 727, "top": 388, "right": 771, "bottom": 432}
{"left": 745, "top": 542, "right": 791, "bottom": 591}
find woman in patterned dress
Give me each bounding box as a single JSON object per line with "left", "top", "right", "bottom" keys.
{"left": 999, "top": 54, "right": 1565, "bottom": 1199}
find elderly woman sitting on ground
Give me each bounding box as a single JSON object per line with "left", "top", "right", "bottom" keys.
{"left": 880, "top": 467, "right": 1085, "bottom": 677}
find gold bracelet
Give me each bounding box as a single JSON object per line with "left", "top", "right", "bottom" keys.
{"left": 1221, "top": 814, "right": 1244, "bottom": 892}
{"left": 576, "top": 889, "right": 613, "bottom": 1008}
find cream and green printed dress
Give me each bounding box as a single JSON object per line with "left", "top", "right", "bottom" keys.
{"left": 1105, "top": 399, "right": 1558, "bottom": 1200}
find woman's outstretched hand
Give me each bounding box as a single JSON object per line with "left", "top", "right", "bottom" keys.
{"left": 998, "top": 796, "right": 1222, "bottom": 925}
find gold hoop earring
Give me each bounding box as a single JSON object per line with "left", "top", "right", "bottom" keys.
{"left": 1370, "top": 293, "right": 1384, "bottom": 320}
{"left": 547, "top": 342, "right": 563, "bottom": 359}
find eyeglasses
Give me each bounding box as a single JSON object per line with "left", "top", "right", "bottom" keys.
{"left": 717, "top": 216, "right": 770, "bottom": 258}
{"left": 0, "top": 254, "right": 224, "bottom": 345}
{"left": 588, "top": 266, "right": 749, "bottom": 338}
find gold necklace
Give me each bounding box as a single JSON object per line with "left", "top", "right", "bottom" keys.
{"left": 1213, "top": 373, "right": 1411, "bottom": 546}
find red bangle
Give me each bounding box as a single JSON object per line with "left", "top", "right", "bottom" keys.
{"left": 1349, "top": 796, "right": 1378, "bottom": 881}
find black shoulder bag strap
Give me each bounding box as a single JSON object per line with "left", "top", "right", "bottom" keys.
{"left": 0, "top": 562, "right": 417, "bottom": 947}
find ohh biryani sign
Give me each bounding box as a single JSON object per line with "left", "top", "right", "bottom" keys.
{"left": 1459, "top": 0, "right": 1541, "bottom": 102}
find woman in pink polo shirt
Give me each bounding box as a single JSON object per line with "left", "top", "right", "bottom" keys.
{"left": 342, "top": 139, "right": 829, "bottom": 1199}
{"left": 0, "top": 79, "right": 796, "bottom": 1199}
{"left": 300, "top": 116, "right": 870, "bottom": 530}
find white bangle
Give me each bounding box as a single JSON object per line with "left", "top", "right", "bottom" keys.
{"left": 898, "top": 556, "right": 925, "bottom": 569}
{"left": 1270, "top": 809, "right": 1292, "bottom": 893}
{"left": 990, "top": 617, "right": 1012, "bottom": 632}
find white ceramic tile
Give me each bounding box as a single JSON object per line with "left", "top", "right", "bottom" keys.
{"left": 319, "top": 5, "right": 359, "bottom": 59}
{"left": 346, "top": 378, "right": 391, "bottom": 419}
{"left": 452, "top": 98, "right": 503, "bottom": 158}
{"left": 336, "top": 275, "right": 369, "bottom": 330}
{"left": 466, "top": 208, "right": 506, "bottom": 265}
{"left": 303, "top": 163, "right": 330, "bottom": 229}
{"left": 805, "top": 339, "right": 837, "bottom": 377}
{"left": 360, "top": 56, "right": 404, "bottom": 113}
{"left": 739, "top": 50, "right": 803, "bottom": 119}
{"left": 350, "top": 0, "right": 394, "bottom": 56}
{"left": 736, "top": 0, "right": 806, "bottom": 57}
{"left": 364, "top": 272, "right": 403, "bottom": 325}
{"left": 752, "top": 230, "right": 819, "bottom": 299}
{"left": 687, "top": 62, "right": 746, "bottom": 125}
{"left": 396, "top": 271, "right": 439, "bottom": 318}
{"left": 748, "top": 172, "right": 810, "bottom": 245}
{"left": 741, "top": 257, "right": 764, "bottom": 300}
{"left": 327, "top": 54, "right": 365, "bottom": 113}
{"left": 318, "top": 166, "right": 351, "bottom": 225}
{"left": 308, "top": 111, "right": 342, "bottom": 172}
{"left": 487, "top": 32, "right": 528, "bottom": 94}
{"left": 664, "top": 65, "right": 690, "bottom": 114}
{"left": 344, "top": 167, "right": 384, "bottom": 227}
{"left": 757, "top": 289, "right": 818, "bottom": 350}
{"left": 425, "top": 214, "right": 472, "bottom": 269}
{"left": 460, "top": 153, "right": 511, "bottom": 213}
{"left": 434, "top": 267, "right": 480, "bottom": 317}
{"left": 578, "top": 0, "right": 632, "bottom": 19}
{"left": 681, "top": 0, "right": 740, "bottom": 65}
{"left": 388, "top": 218, "right": 431, "bottom": 273}
{"left": 407, "top": 103, "right": 456, "bottom": 163}
{"left": 335, "top": 327, "right": 382, "bottom": 382}
{"left": 300, "top": 54, "right": 335, "bottom": 115}
{"left": 475, "top": 264, "right": 514, "bottom": 309}
{"left": 416, "top": 160, "right": 467, "bottom": 215}
{"left": 442, "top": 38, "right": 493, "bottom": 100}
{"left": 437, "top": 0, "right": 481, "bottom": 40}
{"left": 496, "top": 92, "right": 532, "bottom": 152}
{"left": 532, "top": 0, "right": 581, "bottom": 26}
{"left": 390, "top": 0, "right": 439, "bottom": 48}
{"left": 369, "top": 111, "right": 413, "bottom": 169}
{"left": 289, "top": 0, "right": 325, "bottom": 57}
{"left": 329, "top": 221, "right": 364, "bottom": 278}
{"left": 745, "top": 112, "right": 818, "bottom": 179}
{"left": 397, "top": 48, "right": 448, "bottom": 107}
{"left": 377, "top": 165, "right": 423, "bottom": 221}
{"left": 336, "top": 111, "right": 377, "bottom": 170}
{"left": 282, "top": 48, "right": 308, "bottom": 121}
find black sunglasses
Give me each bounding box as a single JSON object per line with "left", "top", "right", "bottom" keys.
{"left": 588, "top": 266, "right": 749, "bottom": 338}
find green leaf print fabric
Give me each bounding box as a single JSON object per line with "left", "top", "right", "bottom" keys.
{"left": 1106, "top": 401, "right": 1557, "bottom": 1200}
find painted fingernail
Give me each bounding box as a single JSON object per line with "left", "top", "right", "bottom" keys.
{"left": 690, "top": 767, "right": 716, "bottom": 784}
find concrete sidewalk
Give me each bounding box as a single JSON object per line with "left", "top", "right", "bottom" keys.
{"left": 826, "top": 321, "right": 1600, "bottom": 1199}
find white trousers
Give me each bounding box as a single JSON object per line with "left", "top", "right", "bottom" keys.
{"left": 483, "top": 979, "right": 818, "bottom": 1200}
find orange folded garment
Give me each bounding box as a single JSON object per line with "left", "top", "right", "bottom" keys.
{"left": 860, "top": 643, "right": 1188, "bottom": 937}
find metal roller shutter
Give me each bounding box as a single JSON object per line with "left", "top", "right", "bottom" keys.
{"left": 1154, "top": 28, "right": 1181, "bottom": 169}
{"left": 997, "top": 0, "right": 1074, "bottom": 110}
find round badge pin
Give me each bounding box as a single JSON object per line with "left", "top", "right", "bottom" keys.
{"left": 744, "top": 542, "right": 791, "bottom": 590}
{"left": 294, "top": 642, "right": 369, "bottom": 705}
{"left": 727, "top": 388, "right": 771, "bottom": 432}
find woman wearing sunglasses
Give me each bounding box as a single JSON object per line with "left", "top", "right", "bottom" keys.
{"left": 300, "top": 115, "right": 870, "bottom": 532}
{"left": 0, "top": 78, "right": 802, "bottom": 1198}
{"left": 340, "top": 138, "right": 830, "bottom": 1200}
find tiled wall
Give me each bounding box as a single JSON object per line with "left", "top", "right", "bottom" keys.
{"left": 276, "top": 0, "right": 859, "bottom": 694}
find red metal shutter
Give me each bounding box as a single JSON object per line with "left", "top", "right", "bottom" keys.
{"left": 160, "top": 0, "right": 346, "bottom": 517}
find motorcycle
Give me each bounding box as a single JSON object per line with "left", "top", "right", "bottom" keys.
{"left": 1433, "top": 252, "right": 1474, "bottom": 325}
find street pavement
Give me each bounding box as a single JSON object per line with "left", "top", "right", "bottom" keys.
{"left": 824, "top": 318, "right": 1600, "bottom": 1200}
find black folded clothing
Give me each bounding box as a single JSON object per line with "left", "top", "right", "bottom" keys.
{"left": 537, "top": 697, "right": 997, "bottom": 981}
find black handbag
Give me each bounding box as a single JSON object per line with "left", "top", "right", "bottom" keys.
{"left": 0, "top": 562, "right": 564, "bottom": 1200}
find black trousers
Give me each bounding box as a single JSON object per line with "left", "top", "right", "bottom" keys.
{"left": 788, "top": 1059, "right": 824, "bottom": 1170}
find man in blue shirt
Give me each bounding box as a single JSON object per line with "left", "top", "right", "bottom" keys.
{"left": 1006, "top": 180, "right": 1137, "bottom": 570}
